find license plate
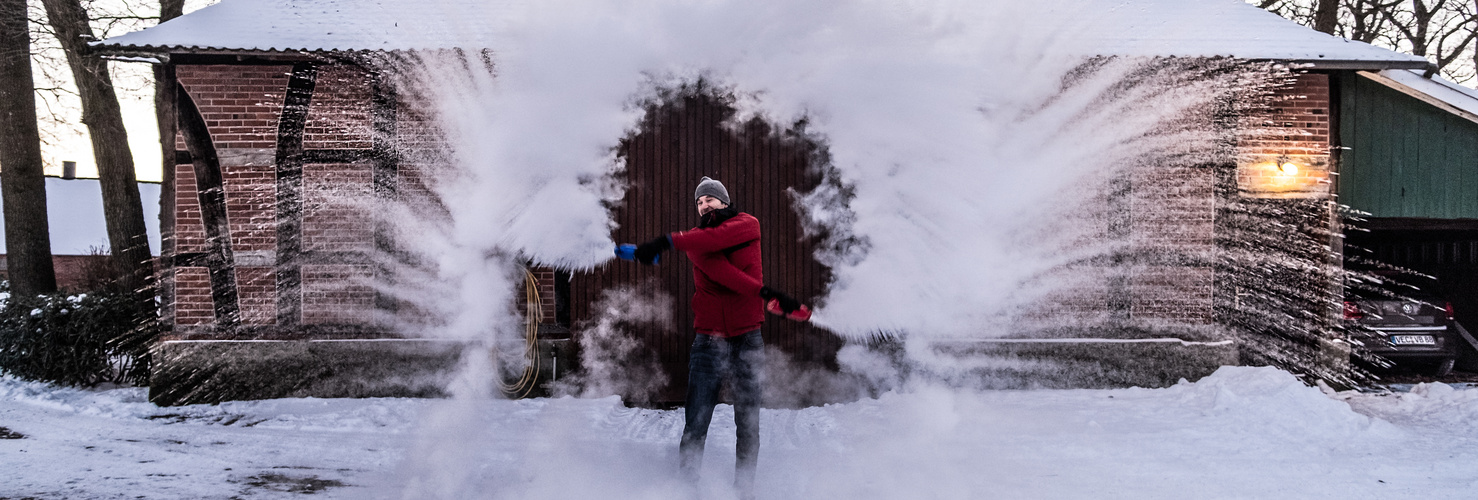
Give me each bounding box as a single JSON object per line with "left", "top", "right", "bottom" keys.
{"left": 1389, "top": 335, "right": 1436, "bottom": 346}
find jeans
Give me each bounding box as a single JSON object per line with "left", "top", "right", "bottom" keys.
{"left": 679, "top": 329, "right": 764, "bottom": 494}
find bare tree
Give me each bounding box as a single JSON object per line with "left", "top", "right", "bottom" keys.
{"left": 0, "top": 0, "right": 58, "bottom": 296}
{"left": 1378, "top": 0, "right": 1478, "bottom": 70}
{"left": 1377, "top": 1, "right": 1478, "bottom": 75}
{"left": 1345, "top": 0, "right": 1401, "bottom": 43}
{"left": 1257, "top": 0, "right": 1478, "bottom": 83}
{"left": 1315, "top": 0, "right": 1343, "bottom": 32}
{"left": 38, "top": 0, "right": 152, "bottom": 296}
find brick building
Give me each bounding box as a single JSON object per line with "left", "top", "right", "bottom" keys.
{"left": 93, "top": 0, "right": 1434, "bottom": 404}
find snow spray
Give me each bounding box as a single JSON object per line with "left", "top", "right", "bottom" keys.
{"left": 351, "top": 0, "right": 1338, "bottom": 497}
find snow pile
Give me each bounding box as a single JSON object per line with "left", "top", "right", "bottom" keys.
{"left": 6, "top": 367, "right": 1478, "bottom": 498}
{"left": 0, "top": 375, "right": 421, "bottom": 433}
{"left": 1336, "top": 382, "right": 1478, "bottom": 432}
{"left": 0, "top": 375, "right": 158, "bottom": 420}
{"left": 1151, "top": 366, "right": 1398, "bottom": 438}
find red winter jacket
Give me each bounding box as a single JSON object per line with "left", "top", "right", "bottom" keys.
{"left": 669, "top": 212, "right": 764, "bottom": 337}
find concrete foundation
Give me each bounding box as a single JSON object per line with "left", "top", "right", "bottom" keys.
{"left": 150, "top": 338, "right": 571, "bottom": 406}
{"left": 922, "top": 338, "right": 1240, "bottom": 389}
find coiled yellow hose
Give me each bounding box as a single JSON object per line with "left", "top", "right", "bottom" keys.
{"left": 496, "top": 267, "right": 543, "bottom": 399}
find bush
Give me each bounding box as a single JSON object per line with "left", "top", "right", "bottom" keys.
{"left": 0, "top": 281, "right": 157, "bottom": 386}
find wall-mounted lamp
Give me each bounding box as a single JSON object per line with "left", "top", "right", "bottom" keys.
{"left": 1237, "top": 154, "right": 1327, "bottom": 199}
{"left": 61, "top": 161, "right": 77, "bottom": 180}
{"left": 1275, "top": 155, "right": 1298, "bottom": 176}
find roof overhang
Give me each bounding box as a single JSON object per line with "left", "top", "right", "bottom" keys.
{"left": 1276, "top": 59, "right": 1434, "bottom": 71}
{"left": 1357, "top": 70, "right": 1478, "bottom": 125}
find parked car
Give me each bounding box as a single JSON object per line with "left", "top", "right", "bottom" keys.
{"left": 1343, "top": 272, "right": 1458, "bottom": 377}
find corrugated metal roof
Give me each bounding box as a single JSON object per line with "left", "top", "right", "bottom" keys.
{"left": 92, "top": 0, "right": 1428, "bottom": 69}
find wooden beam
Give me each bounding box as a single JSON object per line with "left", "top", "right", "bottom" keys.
{"left": 175, "top": 79, "right": 239, "bottom": 327}
{"left": 1356, "top": 70, "right": 1478, "bottom": 126}
{"left": 177, "top": 148, "right": 371, "bottom": 165}
{"left": 274, "top": 62, "right": 318, "bottom": 327}
{"left": 371, "top": 70, "right": 399, "bottom": 318}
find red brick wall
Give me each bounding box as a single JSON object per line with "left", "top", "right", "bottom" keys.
{"left": 525, "top": 268, "right": 558, "bottom": 323}
{"left": 1128, "top": 164, "right": 1217, "bottom": 323}
{"left": 1246, "top": 73, "right": 1331, "bottom": 156}
{"left": 1123, "top": 72, "right": 1334, "bottom": 325}
{"left": 303, "top": 162, "right": 374, "bottom": 252}
{"left": 222, "top": 165, "right": 277, "bottom": 253}
{"left": 1237, "top": 73, "right": 1332, "bottom": 197}
{"left": 172, "top": 65, "right": 289, "bottom": 331}
{"left": 170, "top": 64, "right": 381, "bottom": 333}
{"left": 168, "top": 64, "right": 563, "bottom": 335}
{"left": 236, "top": 266, "right": 276, "bottom": 325}
{"left": 301, "top": 265, "right": 376, "bottom": 324}
{"left": 174, "top": 65, "right": 290, "bottom": 150}
{"left": 173, "top": 165, "right": 207, "bottom": 253}
{"left": 174, "top": 267, "right": 213, "bottom": 326}
{"left": 0, "top": 255, "right": 118, "bottom": 292}
{"left": 304, "top": 65, "right": 374, "bottom": 150}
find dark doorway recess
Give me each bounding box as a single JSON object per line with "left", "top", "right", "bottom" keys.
{"left": 1344, "top": 218, "right": 1478, "bottom": 329}
{"left": 570, "top": 83, "right": 844, "bottom": 405}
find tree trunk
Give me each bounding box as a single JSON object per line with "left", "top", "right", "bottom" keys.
{"left": 39, "top": 0, "right": 153, "bottom": 296}
{"left": 1313, "top": 0, "right": 1341, "bottom": 34}
{"left": 154, "top": 0, "right": 183, "bottom": 328}
{"left": 0, "top": 0, "right": 58, "bottom": 296}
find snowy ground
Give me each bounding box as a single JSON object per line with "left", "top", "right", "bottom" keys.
{"left": 2, "top": 366, "right": 1476, "bottom": 499}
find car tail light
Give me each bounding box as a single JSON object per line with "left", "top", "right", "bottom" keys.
{"left": 1445, "top": 302, "right": 1455, "bottom": 321}
{"left": 1343, "top": 301, "right": 1363, "bottom": 320}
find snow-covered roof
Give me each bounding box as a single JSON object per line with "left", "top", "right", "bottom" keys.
{"left": 1072, "top": 0, "right": 1427, "bottom": 67}
{"left": 93, "top": 0, "right": 1428, "bottom": 69}
{"left": 1361, "top": 69, "right": 1478, "bottom": 124}
{"left": 93, "top": 0, "right": 513, "bottom": 55}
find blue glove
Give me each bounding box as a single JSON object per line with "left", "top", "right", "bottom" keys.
{"left": 615, "top": 241, "right": 664, "bottom": 265}
{"left": 614, "top": 244, "right": 656, "bottom": 264}
{"left": 632, "top": 236, "right": 670, "bottom": 265}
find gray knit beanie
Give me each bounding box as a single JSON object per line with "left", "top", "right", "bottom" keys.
{"left": 694, "top": 176, "right": 730, "bottom": 205}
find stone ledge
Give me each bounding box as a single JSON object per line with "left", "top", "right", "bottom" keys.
{"left": 921, "top": 338, "right": 1240, "bottom": 389}
{"left": 150, "top": 338, "right": 570, "bottom": 406}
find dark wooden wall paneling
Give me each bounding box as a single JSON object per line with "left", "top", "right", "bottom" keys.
{"left": 1347, "top": 228, "right": 1478, "bottom": 330}
{"left": 571, "top": 93, "right": 843, "bottom": 403}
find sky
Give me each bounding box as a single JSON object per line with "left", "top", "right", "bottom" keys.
{"left": 30, "top": 0, "right": 223, "bottom": 183}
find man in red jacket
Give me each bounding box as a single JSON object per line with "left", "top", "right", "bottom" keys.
{"left": 627, "top": 176, "right": 808, "bottom": 498}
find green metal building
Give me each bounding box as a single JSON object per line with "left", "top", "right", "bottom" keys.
{"left": 1338, "top": 69, "right": 1478, "bottom": 326}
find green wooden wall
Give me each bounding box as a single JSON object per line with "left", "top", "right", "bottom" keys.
{"left": 1339, "top": 72, "right": 1478, "bottom": 219}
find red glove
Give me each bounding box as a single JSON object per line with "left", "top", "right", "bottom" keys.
{"left": 760, "top": 286, "right": 812, "bottom": 322}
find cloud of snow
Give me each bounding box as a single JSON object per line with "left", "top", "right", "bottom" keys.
{"left": 381, "top": 0, "right": 1257, "bottom": 342}
{"left": 425, "top": 0, "right": 1250, "bottom": 340}
{"left": 362, "top": 0, "right": 1280, "bottom": 497}
{"left": 552, "top": 284, "right": 675, "bottom": 401}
